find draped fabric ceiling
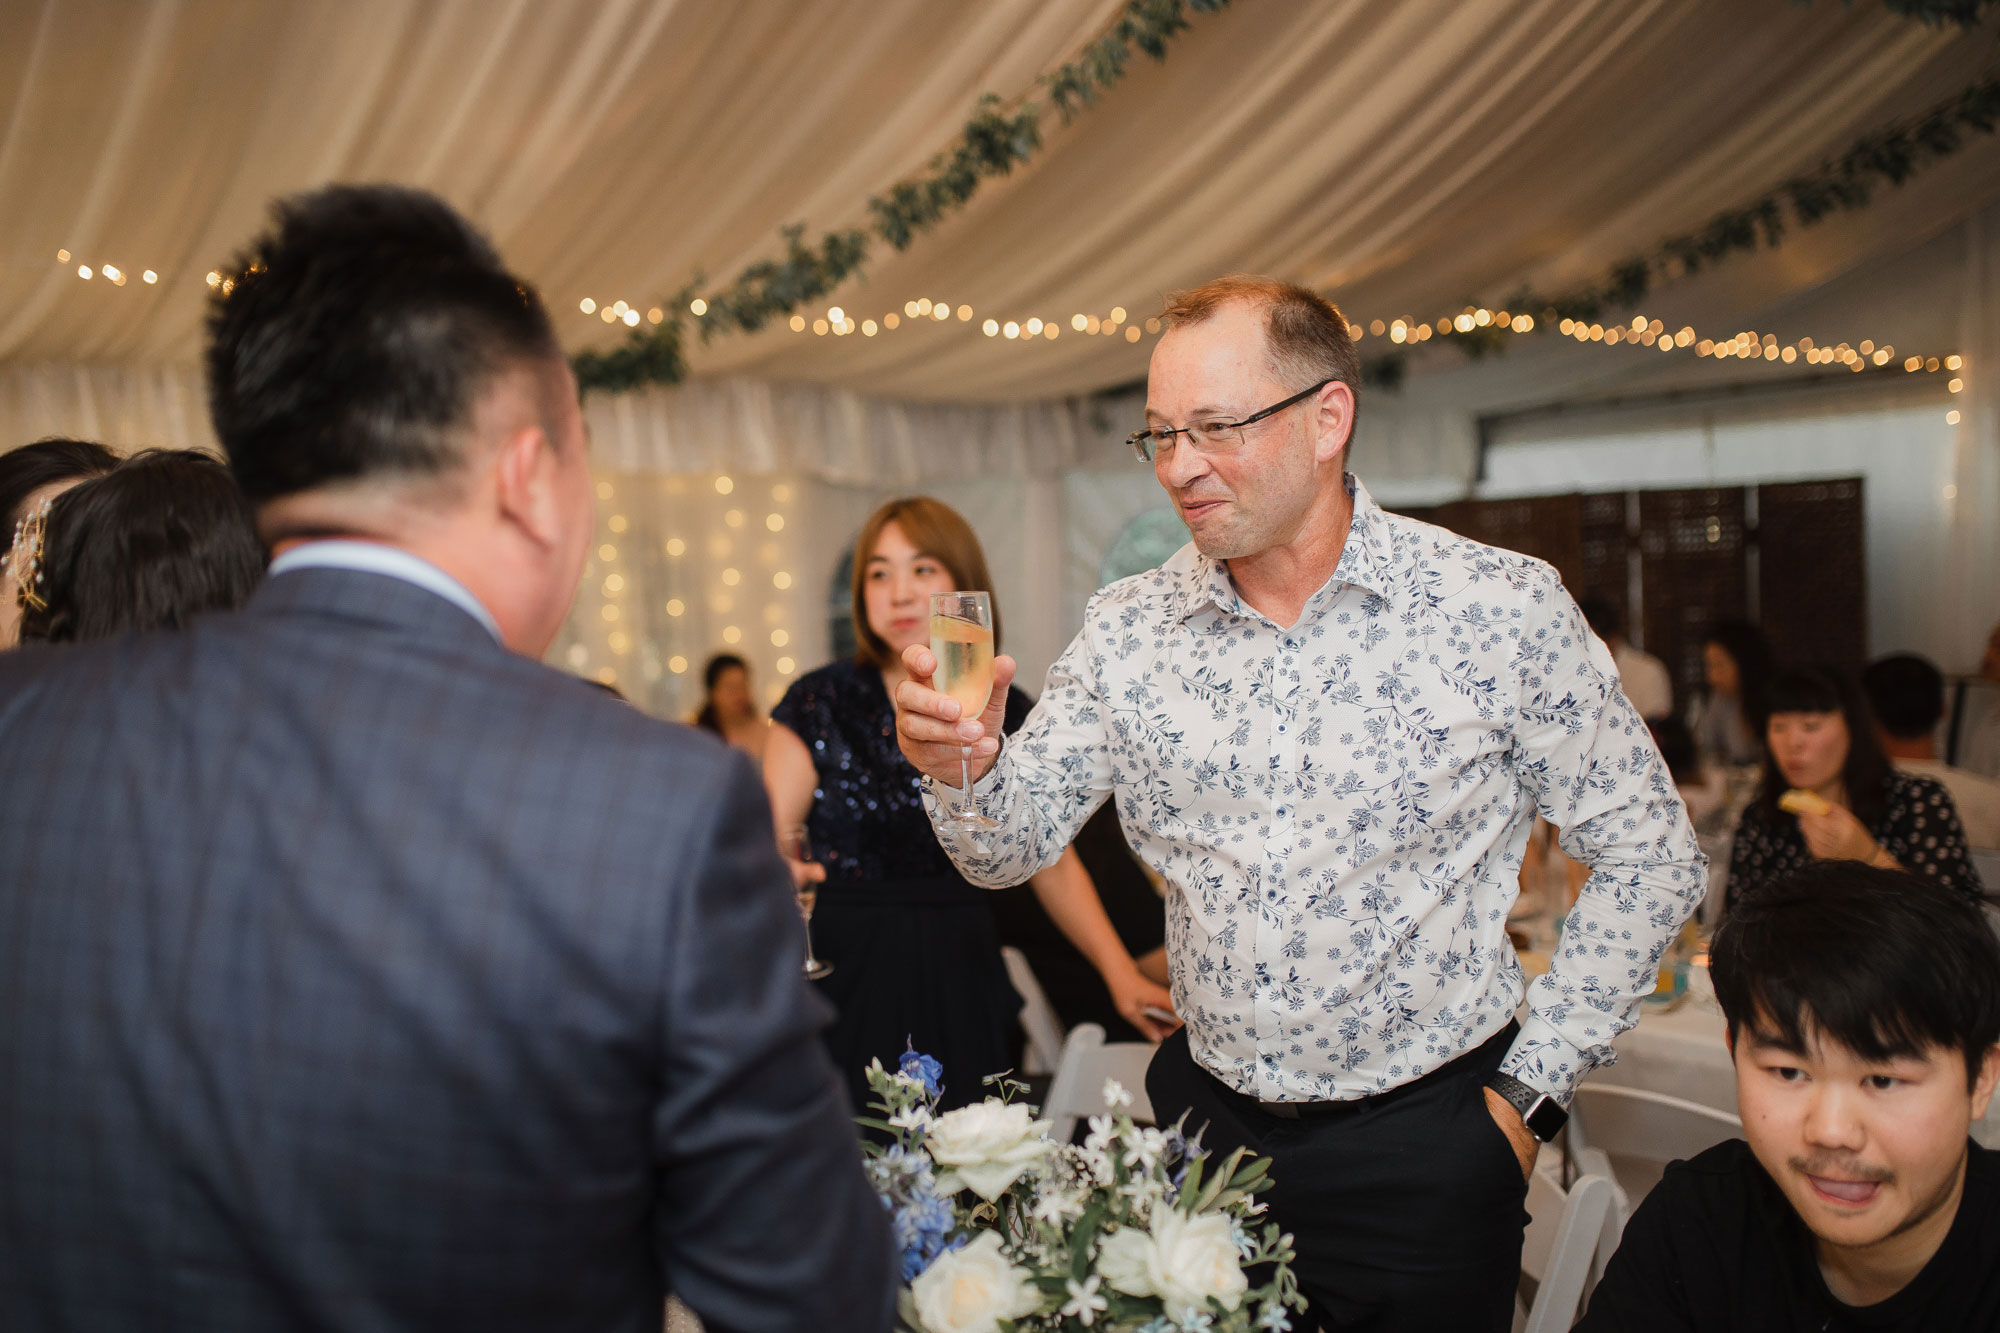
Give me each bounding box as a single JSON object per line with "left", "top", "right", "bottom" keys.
{"left": 4, "top": 0, "right": 1995, "bottom": 403}
{"left": 3, "top": 0, "right": 1998, "bottom": 704}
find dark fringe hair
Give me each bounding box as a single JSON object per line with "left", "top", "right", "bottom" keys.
{"left": 1712, "top": 860, "right": 2000, "bottom": 1085}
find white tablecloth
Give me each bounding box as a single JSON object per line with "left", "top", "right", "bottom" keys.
{"left": 1592, "top": 995, "right": 2000, "bottom": 1150}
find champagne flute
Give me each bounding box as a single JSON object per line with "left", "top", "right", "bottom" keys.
{"left": 781, "top": 826, "right": 833, "bottom": 980}
{"left": 930, "top": 591, "right": 999, "bottom": 830}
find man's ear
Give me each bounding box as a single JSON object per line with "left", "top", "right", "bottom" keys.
{"left": 492, "top": 420, "right": 561, "bottom": 551}
{"left": 1313, "top": 380, "right": 1354, "bottom": 465}
{"left": 1972, "top": 1043, "right": 2000, "bottom": 1121}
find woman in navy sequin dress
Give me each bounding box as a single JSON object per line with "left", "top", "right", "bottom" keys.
{"left": 765, "top": 498, "right": 1176, "bottom": 1112}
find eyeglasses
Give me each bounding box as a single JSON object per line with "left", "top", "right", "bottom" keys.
{"left": 1126, "top": 376, "right": 1338, "bottom": 463}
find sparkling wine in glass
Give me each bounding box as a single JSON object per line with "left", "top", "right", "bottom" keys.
{"left": 930, "top": 591, "right": 998, "bottom": 830}
{"left": 781, "top": 826, "right": 833, "bottom": 980}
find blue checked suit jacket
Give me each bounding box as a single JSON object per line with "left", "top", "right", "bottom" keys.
{"left": 0, "top": 568, "right": 895, "bottom": 1333}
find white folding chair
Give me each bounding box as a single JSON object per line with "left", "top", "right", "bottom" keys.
{"left": 1042, "top": 1022, "right": 1157, "bottom": 1143}
{"left": 1002, "top": 946, "right": 1068, "bottom": 1077}
{"left": 1567, "top": 1083, "right": 1741, "bottom": 1216}
{"left": 1514, "top": 1168, "right": 1620, "bottom": 1333}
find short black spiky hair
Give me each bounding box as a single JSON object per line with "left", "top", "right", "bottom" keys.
{"left": 204, "top": 184, "right": 559, "bottom": 505}
{"left": 1712, "top": 861, "right": 2000, "bottom": 1086}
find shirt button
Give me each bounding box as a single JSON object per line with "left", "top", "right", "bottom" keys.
{"left": 1276, "top": 723, "right": 1287, "bottom": 733}
{"left": 1276, "top": 806, "right": 1288, "bottom": 817}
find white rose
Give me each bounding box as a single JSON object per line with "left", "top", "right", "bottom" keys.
{"left": 1095, "top": 1225, "right": 1156, "bottom": 1297}
{"left": 910, "top": 1231, "right": 1041, "bottom": 1333}
{"left": 1096, "top": 1211, "right": 1247, "bottom": 1315}
{"left": 924, "top": 1100, "right": 1051, "bottom": 1201}
{"left": 1149, "top": 1209, "right": 1249, "bottom": 1314}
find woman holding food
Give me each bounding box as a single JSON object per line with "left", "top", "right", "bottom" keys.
{"left": 1725, "top": 664, "right": 1979, "bottom": 909}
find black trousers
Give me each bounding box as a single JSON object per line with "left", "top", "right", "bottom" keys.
{"left": 1146, "top": 1025, "right": 1530, "bottom": 1332}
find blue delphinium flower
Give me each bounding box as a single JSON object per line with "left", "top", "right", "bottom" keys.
{"left": 899, "top": 1044, "right": 944, "bottom": 1098}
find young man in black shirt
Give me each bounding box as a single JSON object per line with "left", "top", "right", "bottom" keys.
{"left": 1579, "top": 861, "right": 2000, "bottom": 1331}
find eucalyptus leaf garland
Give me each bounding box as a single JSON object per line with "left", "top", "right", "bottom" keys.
{"left": 573, "top": 0, "right": 1230, "bottom": 393}
{"left": 1383, "top": 66, "right": 2000, "bottom": 380}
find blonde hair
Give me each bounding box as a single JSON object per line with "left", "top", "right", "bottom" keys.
{"left": 851, "top": 497, "right": 1000, "bottom": 668}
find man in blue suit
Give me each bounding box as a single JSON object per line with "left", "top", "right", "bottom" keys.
{"left": 0, "top": 186, "right": 894, "bottom": 1332}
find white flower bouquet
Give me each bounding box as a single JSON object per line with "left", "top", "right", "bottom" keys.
{"left": 861, "top": 1051, "right": 1305, "bottom": 1333}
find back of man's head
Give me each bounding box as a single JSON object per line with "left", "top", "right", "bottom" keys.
{"left": 1711, "top": 861, "right": 2000, "bottom": 1086}
{"left": 205, "top": 185, "right": 560, "bottom": 507}
{"left": 1861, "top": 653, "right": 1946, "bottom": 743}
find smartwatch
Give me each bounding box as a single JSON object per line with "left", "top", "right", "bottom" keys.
{"left": 1486, "top": 1072, "right": 1569, "bottom": 1143}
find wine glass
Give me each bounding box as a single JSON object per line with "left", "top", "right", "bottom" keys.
{"left": 781, "top": 826, "right": 833, "bottom": 980}
{"left": 929, "top": 591, "right": 999, "bottom": 830}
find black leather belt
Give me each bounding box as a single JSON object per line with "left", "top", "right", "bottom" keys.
{"left": 1204, "top": 1022, "right": 1518, "bottom": 1120}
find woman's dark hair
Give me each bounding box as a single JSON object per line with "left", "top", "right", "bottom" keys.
{"left": 1754, "top": 664, "right": 1893, "bottom": 828}
{"left": 1712, "top": 860, "right": 2000, "bottom": 1086}
{"left": 17, "top": 450, "right": 265, "bottom": 644}
{"left": 1647, "top": 716, "right": 1700, "bottom": 786}
{"left": 694, "top": 653, "right": 750, "bottom": 734}
{"left": 205, "top": 184, "right": 561, "bottom": 505}
{"left": 1706, "top": 620, "right": 1774, "bottom": 729}
{"left": 1, "top": 438, "right": 119, "bottom": 533}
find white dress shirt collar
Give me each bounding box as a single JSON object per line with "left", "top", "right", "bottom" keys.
{"left": 1171, "top": 473, "right": 1396, "bottom": 624}
{"left": 268, "top": 541, "right": 502, "bottom": 644}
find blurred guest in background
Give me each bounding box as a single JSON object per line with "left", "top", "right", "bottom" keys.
{"left": 1692, "top": 621, "right": 1774, "bottom": 768}
{"left": 1578, "top": 860, "right": 2000, "bottom": 1331}
{"left": 693, "top": 651, "right": 768, "bottom": 760}
{"left": 1960, "top": 618, "right": 2000, "bottom": 780}
{"left": 15, "top": 450, "right": 264, "bottom": 646}
{"left": 1581, "top": 592, "right": 1673, "bottom": 722}
{"left": 1863, "top": 652, "right": 2000, "bottom": 850}
{"left": 0, "top": 437, "right": 118, "bottom": 646}
{"left": 1727, "top": 665, "right": 1977, "bottom": 909}
{"left": 764, "top": 496, "right": 1174, "bottom": 1112}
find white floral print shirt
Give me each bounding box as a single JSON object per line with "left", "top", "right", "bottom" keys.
{"left": 925, "top": 476, "right": 1706, "bottom": 1103}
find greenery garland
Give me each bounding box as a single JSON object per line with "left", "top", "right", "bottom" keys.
{"left": 573, "top": 0, "right": 1230, "bottom": 393}
{"left": 1400, "top": 53, "right": 2000, "bottom": 373}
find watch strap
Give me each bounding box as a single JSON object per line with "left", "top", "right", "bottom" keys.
{"left": 1486, "top": 1072, "right": 1569, "bottom": 1142}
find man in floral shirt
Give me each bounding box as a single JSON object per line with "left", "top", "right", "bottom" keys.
{"left": 896, "top": 276, "right": 1706, "bottom": 1329}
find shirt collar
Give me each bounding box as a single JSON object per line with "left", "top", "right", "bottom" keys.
{"left": 1172, "top": 473, "right": 1397, "bottom": 622}
{"left": 267, "top": 541, "right": 503, "bottom": 644}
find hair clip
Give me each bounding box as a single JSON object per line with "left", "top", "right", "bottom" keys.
{"left": 7, "top": 495, "right": 53, "bottom": 613}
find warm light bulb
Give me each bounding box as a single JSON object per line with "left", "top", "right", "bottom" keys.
{"left": 622, "top": 310, "right": 639, "bottom": 326}
{"left": 648, "top": 307, "right": 664, "bottom": 324}
{"left": 669, "top": 655, "right": 688, "bottom": 674}
{"left": 828, "top": 306, "right": 845, "bottom": 323}
{"left": 957, "top": 305, "right": 973, "bottom": 321}
{"left": 666, "top": 537, "right": 686, "bottom": 557}
{"left": 766, "top": 513, "right": 784, "bottom": 531}
{"left": 773, "top": 571, "right": 793, "bottom": 589}
{"left": 78, "top": 265, "right": 92, "bottom": 279}
{"left": 777, "top": 656, "right": 796, "bottom": 674}
{"left": 715, "top": 476, "right": 734, "bottom": 494}
{"left": 1003, "top": 322, "right": 1019, "bottom": 339}
{"left": 983, "top": 319, "right": 999, "bottom": 336}
{"left": 580, "top": 297, "right": 596, "bottom": 313}
{"left": 862, "top": 319, "right": 878, "bottom": 336}
{"left": 666, "top": 598, "right": 685, "bottom": 616}
{"left": 690, "top": 298, "right": 708, "bottom": 316}
{"left": 1025, "top": 318, "right": 1043, "bottom": 336}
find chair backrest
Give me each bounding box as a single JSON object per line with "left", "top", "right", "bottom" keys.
{"left": 1042, "top": 1022, "right": 1157, "bottom": 1143}
{"left": 1002, "top": 946, "right": 1068, "bottom": 1077}
{"left": 1568, "top": 1084, "right": 1741, "bottom": 1165}
{"left": 1517, "top": 1168, "right": 1620, "bottom": 1333}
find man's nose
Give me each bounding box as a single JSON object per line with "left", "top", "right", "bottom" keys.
{"left": 1156, "top": 437, "right": 1210, "bottom": 490}
{"left": 1801, "top": 1085, "right": 1867, "bottom": 1154}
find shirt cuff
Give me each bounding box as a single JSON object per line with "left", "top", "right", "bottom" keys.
{"left": 1499, "top": 1013, "right": 1600, "bottom": 1105}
